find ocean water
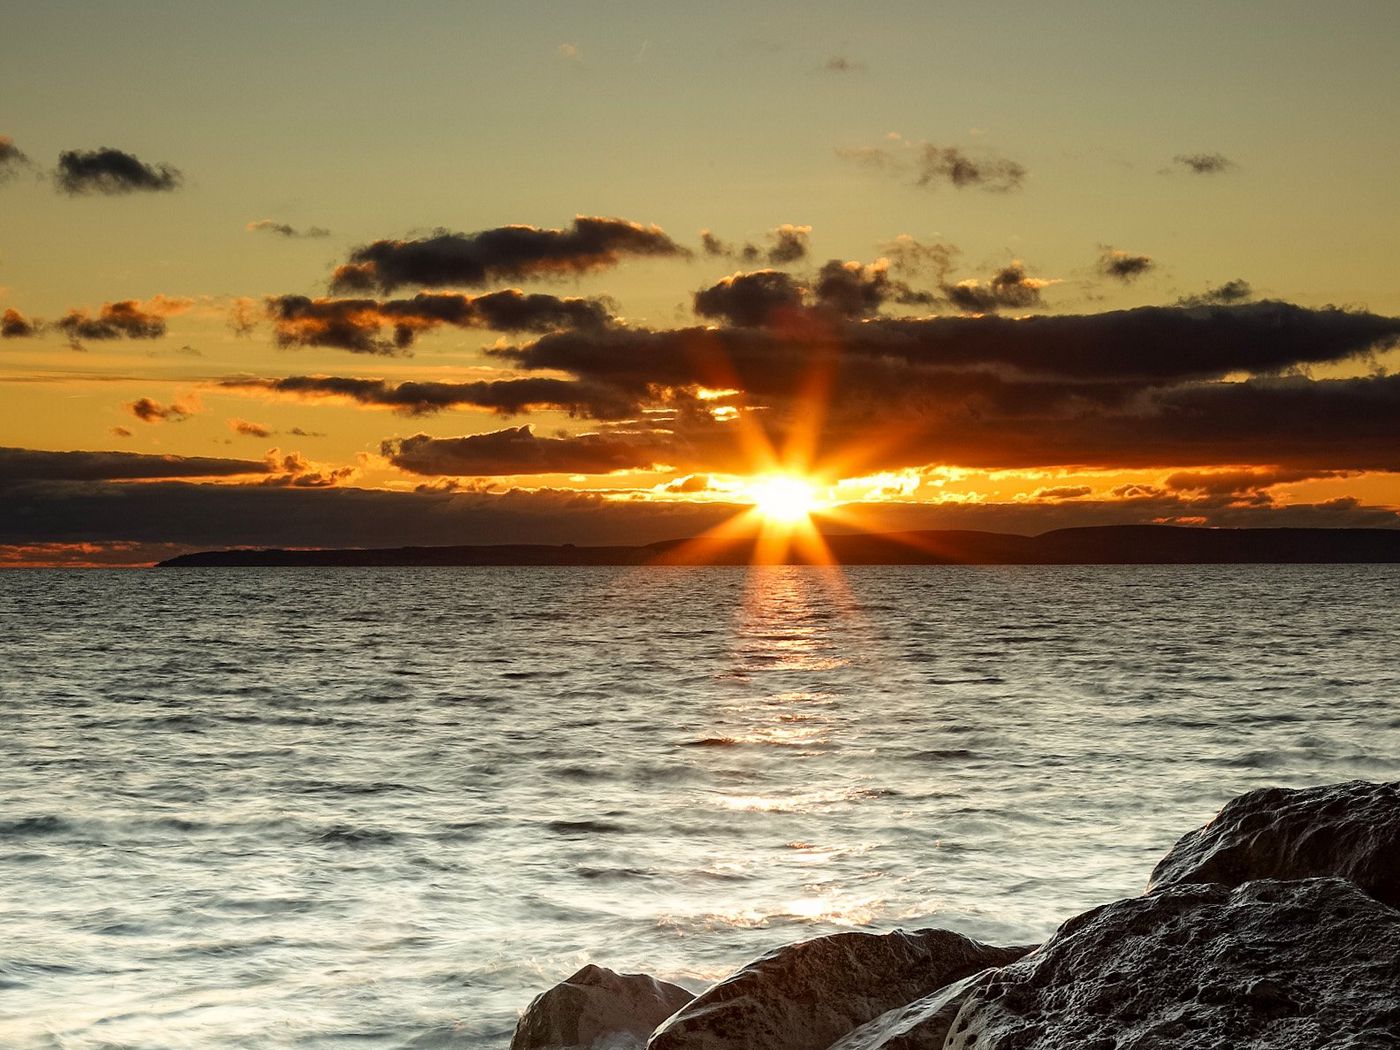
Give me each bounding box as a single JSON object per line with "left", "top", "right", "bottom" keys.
{"left": 1, "top": 565, "right": 1397, "bottom": 1048}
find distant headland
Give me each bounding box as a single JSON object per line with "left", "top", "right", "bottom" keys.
{"left": 156, "top": 524, "right": 1400, "bottom": 567}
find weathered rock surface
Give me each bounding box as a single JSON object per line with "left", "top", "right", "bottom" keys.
{"left": 943, "top": 877, "right": 1400, "bottom": 1050}
{"left": 823, "top": 969, "right": 996, "bottom": 1050}
{"left": 512, "top": 964, "right": 695, "bottom": 1050}
{"left": 1148, "top": 779, "right": 1400, "bottom": 907}
{"left": 647, "top": 928, "right": 1031, "bottom": 1050}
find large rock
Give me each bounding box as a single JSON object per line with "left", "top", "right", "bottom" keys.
{"left": 647, "top": 928, "right": 1031, "bottom": 1050}
{"left": 823, "top": 969, "right": 995, "bottom": 1050}
{"left": 943, "top": 877, "right": 1400, "bottom": 1050}
{"left": 512, "top": 964, "right": 695, "bottom": 1050}
{"left": 1149, "top": 779, "right": 1400, "bottom": 907}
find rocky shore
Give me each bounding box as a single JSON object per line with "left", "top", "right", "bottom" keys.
{"left": 510, "top": 780, "right": 1400, "bottom": 1049}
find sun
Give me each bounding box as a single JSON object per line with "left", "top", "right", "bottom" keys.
{"left": 746, "top": 474, "right": 821, "bottom": 524}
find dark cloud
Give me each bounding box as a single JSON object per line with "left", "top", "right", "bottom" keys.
{"left": 111, "top": 427, "right": 133, "bottom": 438}
{"left": 128, "top": 397, "right": 194, "bottom": 423}
{"left": 258, "top": 450, "right": 356, "bottom": 488}
{"left": 331, "top": 216, "right": 688, "bottom": 293}
{"left": 695, "top": 259, "right": 939, "bottom": 327}
{"left": 247, "top": 219, "right": 331, "bottom": 238}
{"left": 700, "top": 230, "right": 729, "bottom": 257}
{"left": 766, "top": 224, "right": 811, "bottom": 264}
{"left": 915, "top": 145, "right": 1026, "bottom": 191}
{"left": 229, "top": 418, "right": 272, "bottom": 438}
{"left": 267, "top": 290, "right": 614, "bottom": 354}
{"left": 1, "top": 478, "right": 1394, "bottom": 563}
{"left": 814, "top": 259, "right": 936, "bottom": 317}
{"left": 0, "top": 446, "right": 265, "bottom": 481}
{"left": 499, "top": 301, "right": 1400, "bottom": 391}
{"left": 1031, "top": 486, "right": 1092, "bottom": 501}
{"left": 490, "top": 302, "right": 1400, "bottom": 473}
{"left": 1173, "top": 152, "right": 1234, "bottom": 175}
{"left": 0, "top": 480, "right": 743, "bottom": 552}
{"left": 879, "top": 235, "right": 959, "bottom": 283}
{"left": 815, "top": 259, "right": 901, "bottom": 317}
{"left": 943, "top": 263, "right": 1050, "bottom": 313}
{"left": 697, "top": 225, "right": 811, "bottom": 266}
{"left": 54, "top": 147, "right": 182, "bottom": 195}
{"left": 694, "top": 270, "right": 807, "bottom": 327}
{"left": 1177, "top": 279, "right": 1253, "bottom": 307}
{"left": 1162, "top": 467, "right": 1346, "bottom": 496}
{"left": 870, "top": 373, "right": 1400, "bottom": 473}
{"left": 1099, "top": 248, "right": 1155, "bottom": 282}
{"left": 839, "top": 141, "right": 1026, "bottom": 192}
{"left": 223, "top": 374, "right": 637, "bottom": 418}
{"left": 2, "top": 308, "right": 39, "bottom": 338}
{"left": 382, "top": 426, "right": 667, "bottom": 476}
{"left": 56, "top": 297, "right": 187, "bottom": 345}
{"left": 0, "top": 136, "right": 32, "bottom": 181}
{"left": 824, "top": 56, "right": 864, "bottom": 73}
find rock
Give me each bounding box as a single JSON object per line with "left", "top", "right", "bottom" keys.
{"left": 943, "top": 877, "right": 1400, "bottom": 1050}
{"left": 1149, "top": 779, "right": 1400, "bottom": 907}
{"left": 647, "top": 928, "right": 1031, "bottom": 1050}
{"left": 512, "top": 964, "right": 695, "bottom": 1050}
{"left": 823, "top": 969, "right": 995, "bottom": 1050}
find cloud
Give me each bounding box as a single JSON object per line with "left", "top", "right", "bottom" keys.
{"left": 814, "top": 258, "right": 933, "bottom": 317}
{"left": 111, "top": 427, "right": 132, "bottom": 438}
{"left": 916, "top": 144, "right": 1026, "bottom": 191}
{"left": 694, "top": 270, "right": 807, "bottom": 327}
{"left": 0, "top": 479, "right": 747, "bottom": 552}
{"left": 247, "top": 219, "right": 331, "bottom": 238}
{"left": 694, "top": 259, "right": 939, "bottom": 326}
{"left": 266, "top": 290, "right": 614, "bottom": 354}
{"left": 698, "top": 224, "right": 811, "bottom": 266}
{"left": 1173, "top": 152, "right": 1234, "bottom": 175}
{"left": 662, "top": 473, "right": 713, "bottom": 493}
{"left": 0, "top": 446, "right": 266, "bottom": 481}
{"left": 56, "top": 296, "right": 190, "bottom": 345}
{"left": 501, "top": 301, "right": 1400, "bottom": 389}
{"left": 331, "top": 216, "right": 689, "bottom": 292}
{"left": 128, "top": 397, "right": 195, "bottom": 423}
{"left": 490, "top": 302, "right": 1400, "bottom": 473}
{"left": 1161, "top": 467, "right": 1347, "bottom": 496}
{"left": 222, "top": 374, "right": 637, "bottom": 418}
{"left": 834, "top": 140, "right": 1024, "bottom": 193}
{"left": 700, "top": 230, "right": 729, "bottom": 257}
{"left": 1031, "top": 485, "right": 1092, "bottom": 501}
{"left": 382, "top": 426, "right": 668, "bottom": 476}
{"left": 54, "top": 147, "right": 182, "bottom": 195}
{"left": 839, "top": 139, "right": 1026, "bottom": 192}
{"left": 0, "top": 136, "right": 33, "bottom": 181}
{"left": 944, "top": 262, "right": 1053, "bottom": 313}
{"left": 824, "top": 56, "right": 864, "bottom": 73}
{"left": 766, "top": 224, "right": 811, "bottom": 264}
{"left": 1177, "top": 279, "right": 1253, "bottom": 307}
{"left": 1099, "top": 248, "right": 1155, "bottom": 282}
{"left": 259, "top": 449, "right": 357, "bottom": 488}
{"left": 229, "top": 418, "right": 272, "bottom": 438}
{"left": 1, "top": 478, "right": 1395, "bottom": 562}
{"left": 879, "top": 235, "right": 959, "bottom": 282}
{"left": 2, "top": 307, "right": 39, "bottom": 338}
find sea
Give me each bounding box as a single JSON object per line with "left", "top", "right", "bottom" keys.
{"left": 1, "top": 565, "right": 1397, "bottom": 1048}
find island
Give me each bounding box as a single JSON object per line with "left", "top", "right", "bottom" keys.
{"left": 156, "top": 524, "right": 1400, "bottom": 566}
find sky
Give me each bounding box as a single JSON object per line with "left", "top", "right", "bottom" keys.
{"left": 2, "top": 0, "right": 1398, "bottom": 565}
